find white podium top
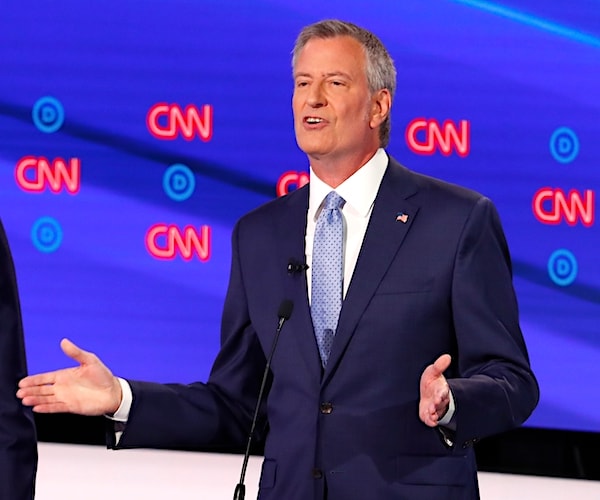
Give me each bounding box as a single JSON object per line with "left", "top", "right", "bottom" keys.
{"left": 34, "top": 442, "right": 599, "bottom": 499}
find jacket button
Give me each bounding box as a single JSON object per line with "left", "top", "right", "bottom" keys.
{"left": 320, "top": 402, "right": 333, "bottom": 414}
{"left": 462, "top": 437, "right": 479, "bottom": 448}
{"left": 312, "top": 468, "right": 323, "bottom": 479}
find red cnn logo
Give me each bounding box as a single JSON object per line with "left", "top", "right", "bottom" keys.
{"left": 15, "top": 156, "right": 81, "bottom": 194}
{"left": 405, "top": 118, "right": 470, "bottom": 157}
{"left": 146, "top": 103, "right": 213, "bottom": 141}
{"left": 145, "top": 224, "right": 211, "bottom": 261}
{"left": 276, "top": 171, "right": 309, "bottom": 197}
{"left": 533, "top": 188, "right": 595, "bottom": 227}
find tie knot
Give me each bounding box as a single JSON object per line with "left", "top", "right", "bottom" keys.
{"left": 323, "top": 191, "right": 345, "bottom": 211}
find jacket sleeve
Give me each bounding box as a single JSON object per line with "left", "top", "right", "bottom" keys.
{"left": 447, "top": 197, "right": 539, "bottom": 448}
{"left": 0, "top": 219, "right": 38, "bottom": 500}
{"left": 114, "top": 219, "right": 268, "bottom": 452}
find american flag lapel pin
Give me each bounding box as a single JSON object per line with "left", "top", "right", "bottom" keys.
{"left": 395, "top": 211, "right": 409, "bottom": 224}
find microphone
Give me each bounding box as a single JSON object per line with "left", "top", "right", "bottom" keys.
{"left": 233, "top": 299, "right": 294, "bottom": 500}
{"left": 287, "top": 259, "right": 308, "bottom": 275}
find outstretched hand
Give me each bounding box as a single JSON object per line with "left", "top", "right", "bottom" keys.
{"left": 17, "top": 338, "right": 122, "bottom": 416}
{"left": 419, "top": 353, "right": 452, "bottom": 427}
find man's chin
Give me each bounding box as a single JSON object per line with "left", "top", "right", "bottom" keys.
{"left": 295, "top": 142, "right": 330, "bottom": 159}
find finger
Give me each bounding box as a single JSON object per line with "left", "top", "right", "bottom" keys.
{"left": 17, "top": 384, "right": 56, "bottom": 399}
{"left": 31, "top": 402, "right": 71, "bottom": 414}
{"left": 20, "top": 392, "right": 61, "bottom": 407}
{"left": 18, "top": 372, "right": 56, "bottom": 388}
{"left": 420, "top": 409, "right": 437, "bottom": 427}
{"left": 430, "top": 402, "right": 439, "bottom": 417}
{"left": 435, "top": 387, "right": 450, "bottom": 405}
{"left": 419, "top": 401, "right": 437, "bottom": 427}
{"left": 419, "top": 404, "right": 427, "bottom": 424}
{"left": 60, "top": 338, "right": 96, "bottom": 365}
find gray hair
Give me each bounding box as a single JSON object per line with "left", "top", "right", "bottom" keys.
{"left": 292, "top": 19, "right": 396, "bottom": 147}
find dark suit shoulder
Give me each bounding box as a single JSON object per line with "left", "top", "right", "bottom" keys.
{"left": 236, "top": 183, "right": 308, "bottom": 227}
{"left": 387, "top": 157, "right": 487, "bottom": 209}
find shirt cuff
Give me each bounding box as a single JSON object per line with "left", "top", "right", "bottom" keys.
{"left": 438, "top": 388, "right": 456, "bottom": 426}
{"left": 106, "top": 377, "right": 132, "bottom": 422}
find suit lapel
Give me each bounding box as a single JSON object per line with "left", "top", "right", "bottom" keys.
{"left": 275, "top": 186, "right": 323, "bottom": 380}
{"left": 323, "top": 159, "right": 420, "bottom": 382}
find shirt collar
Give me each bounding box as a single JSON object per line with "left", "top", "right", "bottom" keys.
{"left": 309, "top": 148, "right": 389, "bottom": 221}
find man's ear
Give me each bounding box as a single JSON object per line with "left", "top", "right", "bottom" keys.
{"left": 369, "top": 88, "right": 392, "bottom": 129}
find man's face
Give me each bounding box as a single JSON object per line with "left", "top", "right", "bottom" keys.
{"left": 292, "top": 36, "right": 379, "bottom": 166}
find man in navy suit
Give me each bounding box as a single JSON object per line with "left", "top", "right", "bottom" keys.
{"left": 0, "top": 218, "right": 37, "bottom": 499}
{"left": 18, "top": 20, "right": 538, "bottom": 499}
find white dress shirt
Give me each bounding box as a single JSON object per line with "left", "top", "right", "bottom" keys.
{"left": 306, "top": 148, "right": 388, "bottom": 301}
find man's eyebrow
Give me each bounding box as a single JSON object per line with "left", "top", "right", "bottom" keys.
{"left": 294, "top": 71, "right": 312, "bottom": 79}
{"left": 324, "top": 71, "right": 352, "bottom": 80}
{"left": 294, "top": 71, "right": 353, "bottom": 79}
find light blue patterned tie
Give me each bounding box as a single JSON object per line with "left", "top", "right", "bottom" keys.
{"left": 311, "top": 191, "right": 345, "bottom": 368}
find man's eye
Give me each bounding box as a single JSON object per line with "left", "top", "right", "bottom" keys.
{"left": 296, "top": 81, "right": 308, "bottom": 87}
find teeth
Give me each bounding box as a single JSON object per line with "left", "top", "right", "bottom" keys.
{"left": 306, "top": 117, "right": 323, "bottom": 124}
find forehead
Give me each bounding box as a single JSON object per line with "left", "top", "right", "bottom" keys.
{"left": 294, "top": 35, "right": 366, "bottom": 76}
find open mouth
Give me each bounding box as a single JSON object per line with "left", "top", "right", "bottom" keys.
{"left": 304, "top": 116, "right": 325, "bottom": 125}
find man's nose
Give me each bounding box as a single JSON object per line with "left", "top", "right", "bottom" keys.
{"left": 307, "top": 82, "right": 326, "bottom": 107}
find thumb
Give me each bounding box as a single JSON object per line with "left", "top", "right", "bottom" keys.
{"left": 60, "top": 338, "right": 96, "bottom": 366}
{"left": 433, "top": 354, "right": 452, "bottom": 375}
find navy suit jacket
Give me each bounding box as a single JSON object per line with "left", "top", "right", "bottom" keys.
{"left": 116, "top": 156, "right": 538, "bottom": 499}
{"left": 0, "top": 219, "right": 37, "bottom": 500}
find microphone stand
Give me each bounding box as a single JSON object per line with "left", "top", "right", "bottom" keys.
{"left": 233, "top": 300, "right": 293, "bottom": 500}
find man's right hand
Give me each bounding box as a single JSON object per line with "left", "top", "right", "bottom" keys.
{"left": 17, "top": 338, "right": 122, "bottom": 416}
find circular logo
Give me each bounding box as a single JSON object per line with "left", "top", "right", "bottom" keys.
{"left": 31, "top": 217, "right": 63, "bottom": 253}
{"left": 163, "top": 164, "right": 196, "bottom": 201}
{"left": 32, "top": 96, "right": 65, "bottom": 133}
{"left": 547, "top": 249, "right": 578, "bottom": 287}
{"left": 549, "top": 127, "right": 579, "bottom": 164}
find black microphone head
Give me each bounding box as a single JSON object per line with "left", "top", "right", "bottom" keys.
{"left": 278, "top": 299, "right": 293, "bottom": 320}
{"left": 287, "top": 259, "right": 308, "bottom": 274}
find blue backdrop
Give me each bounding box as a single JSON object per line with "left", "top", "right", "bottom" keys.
{"left": 1, "top": 0, "right": 598, "bottom": 432}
